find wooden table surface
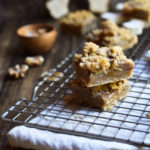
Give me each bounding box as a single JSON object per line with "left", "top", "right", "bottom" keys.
{"left": 0, "top": 18, "right": 84, "bottom": 149}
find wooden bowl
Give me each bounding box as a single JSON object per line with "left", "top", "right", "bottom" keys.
{"left": 17, "top": 23, "right": 57, "bottom": 54}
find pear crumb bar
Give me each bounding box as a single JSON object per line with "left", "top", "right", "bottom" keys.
{"left": 69, "top": 79, "right": 129, "bottom": 110}
{"left": 123, "top": 0, "right": 150, "bottom": 22}
{"left": 86, "top": 21, "right": 138, "bottom": 50}
{"left": 73, "top": 42, "right": 134, "bottom": 87}
{"left": 59, "top": 10, "right": 97, "bottom": 35}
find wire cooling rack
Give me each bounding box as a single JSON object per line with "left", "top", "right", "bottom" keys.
{"left": 1, "top": 28, "right": 150, "bottom": 147}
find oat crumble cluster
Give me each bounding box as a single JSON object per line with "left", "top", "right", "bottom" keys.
{"left": 74, "top": 42, "right": 126, "bottom": 74}
{"left": 86, "top": 21, "right": 138, "bottom": 50}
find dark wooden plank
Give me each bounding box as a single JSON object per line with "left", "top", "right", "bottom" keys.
{"left": 0, "top": 22, "right": 17, "bottom": 90}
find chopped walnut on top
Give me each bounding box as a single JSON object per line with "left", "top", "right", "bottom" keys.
{"left": 83, "top": 42, "right": 99, "bottom": 56}
{"left": 8, "top": 64, "right": 29, "bottom": 79}
{"left": 81, "top": 42, "right": 124, "bottom": 58}
{"left": 74, "top": 42, "right": 127, "bottom": 74}
{"left": 25, "top": 55, "right": 44, "bottom": 67}
{"left": 79, "top": 55, "right": 110, "bottom": 73}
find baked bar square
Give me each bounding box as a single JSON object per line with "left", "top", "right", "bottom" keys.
{"left": 59, "top": 10, "right": 97, "bottom": 35}
{"left": 73, "top": 42, "right": 134, "bottom": 87}
{"left": 123, "top": 0, "right": 150, "bottom": 21}
{"left": 69, "top": 79, "right": 129, "bottom": 110}
{"left": 86, "top": 20, "right": 138, "bottom": 50}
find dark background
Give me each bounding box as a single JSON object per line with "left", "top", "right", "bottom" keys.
{"left": 0, "top": 0, "right": 123, "bottom": 21}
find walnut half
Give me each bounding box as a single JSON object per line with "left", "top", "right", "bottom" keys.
{"left": 8, "top": 64, "right": 29, "bottom": 79}
{"left": 25, "top": 56, "right": 44, "bottom": 67}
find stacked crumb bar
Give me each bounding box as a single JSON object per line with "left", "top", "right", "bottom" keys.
{"left": 69, "top": 42, "right": 134, "bottom": 110}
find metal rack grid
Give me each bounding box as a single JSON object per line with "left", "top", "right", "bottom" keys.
{"left": 1, "top": 29, "right": 150, "bottom": 147}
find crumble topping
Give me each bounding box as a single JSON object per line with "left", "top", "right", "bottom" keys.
{"left": 86, "top": 21, "right": 138, "bottom": 50}
{"left": 82, "top": 42, "right": 99, "bottom": 55}
{"left": 74, "top": 42, "right": 127, "bottom": 73}
{"left": 60, "top": 10, "right": 96, "bottom": 25}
